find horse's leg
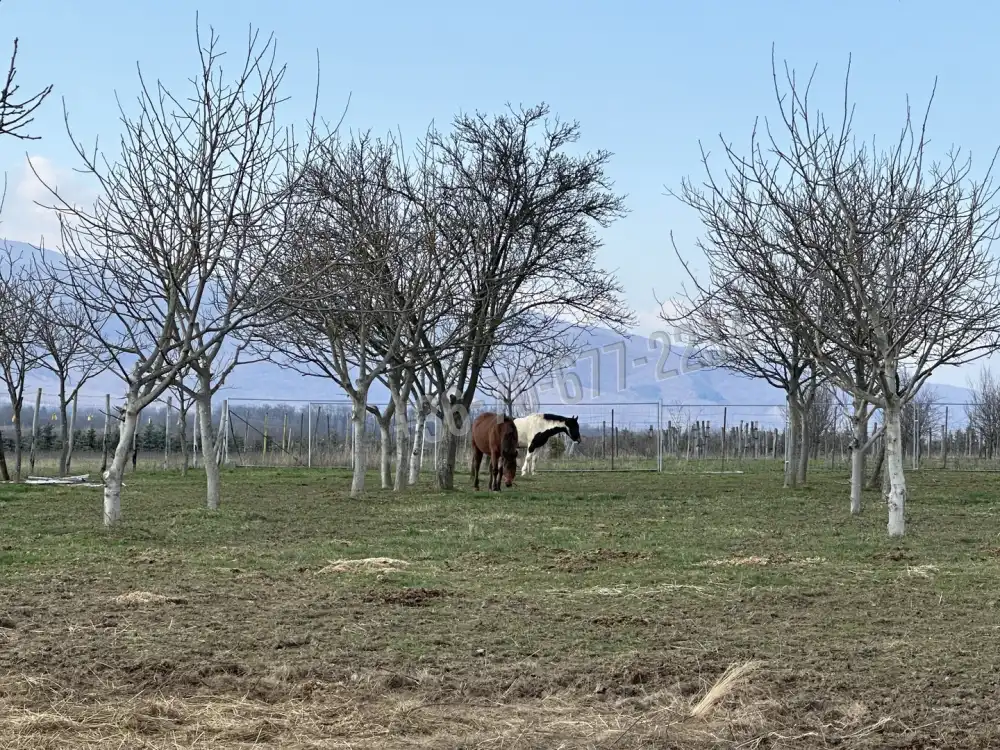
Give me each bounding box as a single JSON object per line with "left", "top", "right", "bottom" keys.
{"left": 490, "top": 451, "right": 500, "bottom": 491}
{"left": 521, "top": 448, "right": 531, "bottom": 476}
{"left": 472, "top": 446, "right": 483, "bottom": 490}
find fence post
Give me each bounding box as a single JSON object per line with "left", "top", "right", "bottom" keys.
{"left": 721, "top": 407, "right": 728, "bottom": 466}
{"left": 27, "top": 387, "right": 42, "bottom": 475}
{"left": 308, "top": 403, "right": 313, "bottom": 468}
{"left": 943, "top": 406, "right": 949, "bottom": 468}
{"left": 610, "top": 408, "right": 615, "bottom": 470}
{"left": 657, "top": 400, "right": 662, "bottom": 472}
{"left": 263, "top": 410, "right": 269, "bottom": 462}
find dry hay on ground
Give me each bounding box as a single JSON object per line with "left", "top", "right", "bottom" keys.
{"left": 317, "top": 557, "right": 411, "bottom": 574}
{"left": 0, "top": 660, "right": 783, "bottom": 749}
{"left": 696, "top": 555, "right": 827, "bottom": 568}
{"left": 108, "top": 591, "right": 187, "bottom": 606}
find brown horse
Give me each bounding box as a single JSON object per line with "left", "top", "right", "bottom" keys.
{"left": 470, "top": 412, "right": 519, "bottom": 491}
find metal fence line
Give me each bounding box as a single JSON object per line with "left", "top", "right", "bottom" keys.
{"left": 7, "top": 388, "right": 1000, "bottom": 474}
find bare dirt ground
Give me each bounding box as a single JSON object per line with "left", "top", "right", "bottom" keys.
{"left": 3, "top": 466, "right": 1000, "bottom": 748}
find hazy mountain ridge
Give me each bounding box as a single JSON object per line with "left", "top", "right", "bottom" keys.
{"left": 4, "top": 238, "right": 977, "bottom": 427}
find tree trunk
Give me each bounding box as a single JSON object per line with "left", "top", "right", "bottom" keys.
{"left": 392, "top": 395, "right": 410, "bottom": 491}
{"left": 58, "top": 399, "right": 70, "bottom": 476}
{"left": 0, "top": 428, "right": 9, "bottom": 481}
{"left": 783, "top": 393, "right": 799, "bottom": 489}
{"left": 797, "top": 403, "right": 809, "bottom": 483}
{"left": 850, "top": 400, "right": 867, "bottom": 515}
{"left": 884, "top": 399, "right": 907, "bottom": 537}
{"left": 866, "top": 435, "right": 885, "bottom": 490}
{"left": 378, "top": 416, "right": 392, "bottom": 489}
{"left": 197, "top": 386, "right": 221, "bottom": 510}
{"left": 436, "top": 397, "right": 466, "bottom": 490}
{"left": 28, "top": 387, "right": 41, "bottom": 476}
{"left": 349, "top": 393, "right": 368, "bottom": 498}
{"left": 408, "top": 405, "right": 427, "bottom": 485}
{"left": 66, "top": 392, "right": 78, "bottom": 474}
{"left": 179, "top": 404, "right": 190, "bottom": 476}
{"left": 104, "top": 401, "right": 140, "bottom": 526}
{"left": 12, "top": 412, "right": 23, "bottom": 481}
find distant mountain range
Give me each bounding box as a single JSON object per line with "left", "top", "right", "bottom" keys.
{"left": 3, "top": 238, "right": 977, "bottom": 429}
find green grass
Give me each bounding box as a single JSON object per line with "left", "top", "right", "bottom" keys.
{"left": 2, "top": 465, "right": 1000, "bottom": 748}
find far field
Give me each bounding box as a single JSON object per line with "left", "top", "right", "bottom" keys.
{"left": 2, "top": 464, "right": 1000, "bottom": 748}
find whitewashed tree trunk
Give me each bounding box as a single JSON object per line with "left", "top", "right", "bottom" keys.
{"left": 783, "top": 393, "right": 799, "bottom": 489}
{"left": 884, "top": 399, "right": 907, "bottom": 536}
{"left": 178, "top": 403, "right": 190, "bottom": 477}
{"left": 850, "top": 400, "right": 867, "bottom": 515}
{"left": 104, "top": 400, "right": 140, "bottom": 526}
{"left": 797, "top": 403, "right": 809, "bottom": 483}
{"left": 408, "top": 406, "right": 428, "bottom": 485}
{"left": 196, "top": 386, "right": 221, "bottom": 510}
{"left": 349, "top": 393, "right": 368, "bottom": 498}
{"left": 391, "top": 395, "right": 410, "bottom": 491}
{"left": 378, "top": 417, "right": 392, "bottom": 489}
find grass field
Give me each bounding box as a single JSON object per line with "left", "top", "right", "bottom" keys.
{"left": 3, "top": 465, "right": 1000, "bottom": 748}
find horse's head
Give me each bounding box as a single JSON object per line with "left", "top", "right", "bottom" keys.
{"left": 565, "top": 415, "right": 582, "bottom": 442}
{"left": 500, "top": 425, "right": 519, "bottom": 487}
{"left": 503, "top": 450, "right": 518, "bottom": 487}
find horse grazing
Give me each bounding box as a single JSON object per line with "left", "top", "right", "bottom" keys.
{"left": 513, "top": 413, "right": 582, "bottom": 476}
{"left": 471, "top": 412, "right": 519, "bottom": 491}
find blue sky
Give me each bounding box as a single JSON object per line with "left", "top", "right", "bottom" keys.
{"left": 1, "top": 0, "right": 998, "bottom": 387}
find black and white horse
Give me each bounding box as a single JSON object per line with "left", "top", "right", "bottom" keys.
{"left": 512, "top": 413, "right": 581, "bottom": 476}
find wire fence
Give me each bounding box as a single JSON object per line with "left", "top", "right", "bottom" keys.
{"left": 1, "top": 389, "right": 997, "bottom": 477}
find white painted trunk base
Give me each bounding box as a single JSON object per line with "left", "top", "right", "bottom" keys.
{"left": 104, "top": 406, "right": 139, "bottom": 526}
{"left": 350, "top": 399, "right": 367, "bottom": 498}
{"left": 884, "top": 403, "right": 907, "bottom": 537}
{"left": 408, "top": 411, "right": 427, "bottom": 485}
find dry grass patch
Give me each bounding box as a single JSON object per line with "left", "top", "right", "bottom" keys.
{"left": 108, "top": 591, "right": 187, "bottom": 606}
{"left": 317, "top": 557, "right": 411, "bottom": 574}
{"left": 0, "top": 661, "right": 775, "bottom": 749}
{"left": 549, "top": 582, "right": 714, "bottom": 598}
{"left": 696, "top": 555, "right": 827, "bottom": 568}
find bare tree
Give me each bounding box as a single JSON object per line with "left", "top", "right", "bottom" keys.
{"left": 254, "top": 129, "right": 443, "bottom": 497}
{"left": 900, "top": 377, "right": 943, "bottom": 460}
{"left": 0, "top": 2, "right": 52, "bottom": 481}
{"left": 479, "top": 325, "right": 583, "bottom": 414}
{"left": 0, "top": 244, "right": 44, "bottom": 480}
{"left": 671, "top": 50, "right": 1000, "bottom": 536}
{"left": 403, "top": 103, "right": 634, "bottom": 489}
{"left": 33, "top": 277, "right": 110, "bottom": 475}
{"left": 407, "top": 374, "right": 434, "bottom": 485}
{"left": 167, "top": 369, "right": 195, "bottom": 475}
{"left": 805, "top": 382, "right": 839, "bottom": 456}
{"left": 0, "top": 0, "right": 51, "bottom": 141}
{"left": 965, "top": 365, "right": 1000, "bottom": 459}
{"left": 33, "top": 18, "right": 320, "bottom": 524}
{"left": 660, "top": 265, "right": 823, "bottom": 487}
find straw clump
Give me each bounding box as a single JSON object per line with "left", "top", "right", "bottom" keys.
{"left": 317, "top": 557, "right": 411, "bottom": 574}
